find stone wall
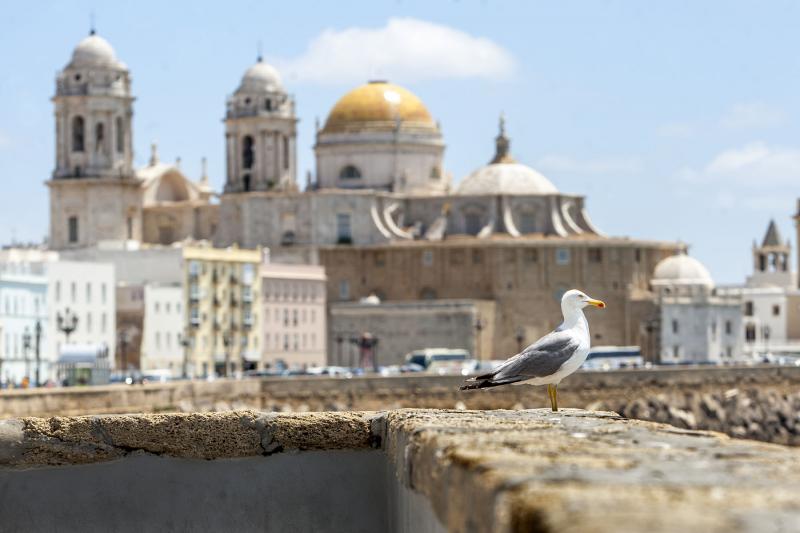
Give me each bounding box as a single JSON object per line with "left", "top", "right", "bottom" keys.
{"left": 2, "top": 409, "right": 799, "bottom": 532}
{"left": 2, "top": 366, "right": 800, "bottom": 445}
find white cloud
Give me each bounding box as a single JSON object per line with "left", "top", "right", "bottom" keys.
{"left": 535, "top": 154, "right": 642, "bottom": 175}
{"left": 719, "top": 102, "right": 786, "bottom": 130}
{"left": 274, "top": 18, "right": 515, "bottom": 84}
{"left": 656, "top": 120, "right": 698, "bottom": 139}
{"left": 678, "top": 142, "right": 800, "bottom": 186}
{"left": 658, "top": 102, "right": 786, "bottom": 138}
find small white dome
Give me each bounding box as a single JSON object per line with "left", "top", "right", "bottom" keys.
{"left": 653, "top": 254, "right": 713, "bottom": 286}
{"left": 69, "top": 34, "right": 122, "bottom": 69}
{"left": 457, "top": 163, "right": 558, "bottom": 195}
{"left": 237, "top": 60, "right": 283, "bottom": 94}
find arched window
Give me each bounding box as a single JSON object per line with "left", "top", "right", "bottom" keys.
{"left": 242, "top": 135, "right": 254, "bottom": 170}
{"left": 464, "top": 213, "right": 482, "bottom": 235}
{"left": 430, "top": 166, "right": 441, "bottom": 180}
{"left": 339, "top": 165, "right": 361, "bottom": 179}
{"left": 265, "top": 99, "right": 272, "bottom": 111}
{"left": 72, "top": 116, "right": 85, "bottom": 152}
{"left": 95, "top": 122, "right": 105, "bottom": 153}
{"left": 115, "top": 117, "right": 124, "bottom": 153}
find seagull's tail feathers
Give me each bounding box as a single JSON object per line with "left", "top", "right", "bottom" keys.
{"left": 459, "top": 374, "right": 525, "bottom": 391}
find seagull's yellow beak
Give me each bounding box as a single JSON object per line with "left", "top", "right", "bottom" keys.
{"left": 586, "top": 298, "right": 606, "bottom": 308}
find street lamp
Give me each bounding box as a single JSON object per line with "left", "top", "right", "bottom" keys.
{"left": 474, "top": 315, "right": 485, "bottom": 360}
{"left": 180, "top": 333, "right": 192, "bottom": 379}
{"left": 118, "top": 329, "right": 129, "bottom": 375}
{"left": 22, "top": 328, "right": 31, "bottom": 382}
{"left": 223, "top": 332, "right": 232, "bottom": 378}
{"left": 56, "top": 308, "right": 78, "bottom": 344}
{"left": 515, "top": 327, "right": 525, "bottom": 353}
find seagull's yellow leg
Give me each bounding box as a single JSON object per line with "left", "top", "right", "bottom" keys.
{"left": 553, "top": 384, "right": 559, "bottom": 412}
{"left": 547, "top": 384, "right": 558, "bottom": 412}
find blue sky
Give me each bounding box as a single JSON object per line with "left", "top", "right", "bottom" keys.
{"left": 2, "top": 1, "right": 800, "bottom": 283}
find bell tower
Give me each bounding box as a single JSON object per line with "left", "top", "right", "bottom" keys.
{"left": 48, "top": 31, "right": 142, "bottom": 249}
{"left": 223, "top": 56, "right": 297, "bottom": 193}
{"left": 747, "top": 219, "right": 793, "bottom": 288}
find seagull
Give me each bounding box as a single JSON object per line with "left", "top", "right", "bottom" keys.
{"left": 460, "top": 289, "right": 606, "bottom": 411}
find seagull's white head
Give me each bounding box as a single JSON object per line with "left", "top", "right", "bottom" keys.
{"left": 561, "top": 289, "right": 606, "bottom": 313}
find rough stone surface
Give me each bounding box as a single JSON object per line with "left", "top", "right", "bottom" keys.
{"left": 3, "top": 366, "right": 800, "bottom": 447}
{"left": 2, "top": 408, "right": 800, "bottom": 532}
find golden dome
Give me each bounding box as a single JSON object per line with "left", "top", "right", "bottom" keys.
{"left": 322, "top": 81, "right": 437, "bottom": 134}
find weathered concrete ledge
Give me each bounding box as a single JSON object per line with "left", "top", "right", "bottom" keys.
{"left": 2, "top": 409, "right": 800, "bottom": 532}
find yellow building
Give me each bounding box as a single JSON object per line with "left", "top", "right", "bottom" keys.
{"left": 183, "top": 245, "right": 261, "bottom": 377}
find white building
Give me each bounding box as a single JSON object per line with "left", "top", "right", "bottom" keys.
{"left": 0, "top": 249, "right": 115, "bottom": 384}
{"left": 261, "top": 263, "right": 327, "bottom": 369}
{"left": 652, "top": 254, "right": 743, "bottom": 363}
{"left": 48, "top": 260, "right": 116, "bottom": 364}
{"left": 140, "top": 283, "right": 185, "bottom": 376}
{"left": 717, "top": 220, "right": 800, "bottom": 359}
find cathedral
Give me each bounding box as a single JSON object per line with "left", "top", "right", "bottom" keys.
{"left": 48, "top": 31, "right": 685, "bottom": 358}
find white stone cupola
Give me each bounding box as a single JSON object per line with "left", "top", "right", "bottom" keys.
{"left": 52, "top": 30, "right": 134, "bottom": 180}
{"left": 224, "top": 56, "right": 297, "bottom": 193}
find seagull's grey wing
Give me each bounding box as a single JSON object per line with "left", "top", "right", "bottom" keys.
{"left": 492, "top": 330, "right": 580, "bottom": 382}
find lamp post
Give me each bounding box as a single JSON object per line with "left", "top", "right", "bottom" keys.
{"left": 56, "top": 308, "right": 78, "bottom": 344}
{"left": 117, "top": 329, "right": 129, "bottom": 376}
{"left": 335, "top": 335, "right": 343, "bottom": 366}
{"left": 22, "top": 328, "right": 32, "bottom": 383}
{"left": 474, "top": 315, "right": 485, "bottom": 360}
{"left": 515, "top": 327, "right": 525, "bottom": 353}
{"left": 180, "top": 333, "right": 192, "bottom": 379}
{"left": 223, "top": 332, "right": 232, "bottom": 378}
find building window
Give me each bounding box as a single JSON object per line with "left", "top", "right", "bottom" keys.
{"left": 339, "top": 280, "right": 350, "bottom": 300}
{"left": 283, "top": 135, "right": 289, "bottom": 170}
{"left": 555, "top": 248, "right": 571, "bottom": 265}
{"left": 430, "top": 166, "right": 441, "bottom": 180}
{"left": 420, "top": 287, "right": 437, "bottom": 300}
{"left": 339, "top": 165, "right": 361, "bottom": 179}
{"left": 86, "top": 313, "right": 92, "bottom": 334}
{"left": 745, "top": 324, "right": 756, "bottom": 342}
{"left": 523, "top": 249, "right": 538, "bottom": 263}
{"left": 672, "top": 320, "right": 679, "bottom": 334}
{"left": 673, "top": 346, "right": 680, "bottom": 359}
{"left": 744, "top": 301, "right": 754, "bottom": 316}
{"left": 725, "top": 320, "right": 732, "bottom": 335}
{"left": 155, "top": 332, "right": 161, "bottom": 349}
{"left": 265, "top": 99, "right": 272, "bottom": 111}
{"left": 472, "top": 250, "right": 483, "bottom": 264}
{"left": 95, "top": 122, "right": 105, "bottom": 154}
{"left": 71, "top": 282, "right": 77, "bottom": 303}
{"left": 773, "top": 304, "right": 780, "bottom": 316}
{"left": 242, "top": 135, "right": 254, "bottom": 170}
{"left": 422, "top": 250, "right": 434, "bottom": 267}
{"left": 115, "top": 117, "right": 124, "bottom": 153}
{"left": 127, "top": 217, "right": 133, "bottom": 240}
{"left": 292, "top": 309, "right": 298, "bottom": 326}
{"left": 588, "top": 248, "right": 603, "bottom": 263}
{"left": 450, "top": 250, "right": 465, "bottom": 265}
{"left": 55, "top": 281, "right": 61, "bottom": 302}
{"left": 72, "top": 116, "right": 85, "bottom": 152}
{"left": 86, "top": 283, "right": 92, "bottom": 303}
{"left": 101, "top": 313, "right": 107, "bottom": 333}
{"left": 726, "top": 346, "right": 732, "bottom": 359}
{"left": 635, "top": 249, "right": 642, "bottom": 263}
{"left": 464, "top": 213, "right": 482, "bottom": 236}
{"left": 519, "top": 213, "right": 536, "bottom": 234}
{"left": 374, "top": 252, "right": 386, "bottom": 267}
{"left": 68, "top": 216, "right": 79, "bottom": 244}
{"left": 710, "top": 321, "right": 717, "bottom": 339}
{"left": 336, "top": 214, "right": 352, "bottom": 244}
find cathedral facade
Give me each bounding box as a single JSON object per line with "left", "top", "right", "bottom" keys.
{"left": 48, "top": 32, "right": 685, "bottom": 359}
